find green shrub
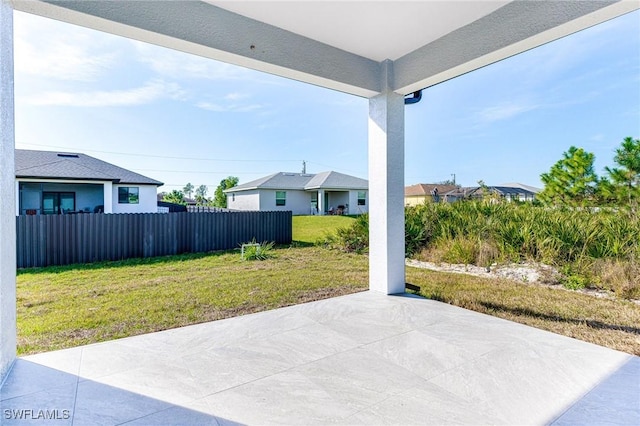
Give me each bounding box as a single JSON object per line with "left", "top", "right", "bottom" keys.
{"left": 562, "top": 275, "right": 588, "bottom": 290}
{"left": 319, "top": 214, "right": 369, "bottom": 254}
{"left": 241, "top": 240, "right": 275, "bottom": 261}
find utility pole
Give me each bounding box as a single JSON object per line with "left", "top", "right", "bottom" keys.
{"left": 451, "top": 173, "right": 456, "bottom": 185}
{"left": 302, "top": 160, "right": 307, "bottom": 174}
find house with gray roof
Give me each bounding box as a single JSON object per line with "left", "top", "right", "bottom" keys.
{"left": 443, "top": 183, "right": 540, "bottom": 203}
{"left": 16, "top": 149, "right": 163, "bottom": 215}
{"left": 225, "top": 171, "right": 368, "bottom": 215}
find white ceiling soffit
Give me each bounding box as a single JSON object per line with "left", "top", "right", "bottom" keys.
{"left": 12, "top": 1, "right": 640, "bottom": 97}
{"left": 207, "top": 1, "right": 511, "bottom": 62}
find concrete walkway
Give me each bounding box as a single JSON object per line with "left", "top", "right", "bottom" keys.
{"left": 1, "top": 291, "right": 638, "bottom": 425}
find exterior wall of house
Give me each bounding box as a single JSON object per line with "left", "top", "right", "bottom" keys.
{"left": 404, "top": 195, "right": 428, "bottom": 206}
{"left": 229, "top": 188, "right": 368, "bottom": 215}
{"left": 112, "top": 184, "right": 158, "bottom": 213}
{"left": 20, "top": 182, "right": 103, "bottom": 214}
{"left": 227, "top": 190, "right": 260, "bottom": 211}
{"left": 16, "top": 179, "right": 106, "bottom": 215}
{"left": 259, "top": 189, "right": 313, "bottom": 215}
{"left": 348, "top": 189, "right": 369, "bottom": 215}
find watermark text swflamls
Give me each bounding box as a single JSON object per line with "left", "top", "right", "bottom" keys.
{"left": 3, "top": 409, "right": 71, "bottom": 421}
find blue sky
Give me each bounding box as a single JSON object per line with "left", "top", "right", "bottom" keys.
{"left": 14, "top": 9, "right": 640, "bottom": 193}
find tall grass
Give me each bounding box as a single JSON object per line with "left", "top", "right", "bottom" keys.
{"left": 407, "top": 202, "right": 638, "bottom": 263}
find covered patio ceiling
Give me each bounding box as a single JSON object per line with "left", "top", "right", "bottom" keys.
{"left": 11, "top": 1, "right": 639, "bottom": 96}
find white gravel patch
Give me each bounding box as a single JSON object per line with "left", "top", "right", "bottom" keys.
{"left": 405, "top": 258, "right": 636, "bottom": 303}
{"left": 405, "top": 259, "right": 556, "bottom": 284}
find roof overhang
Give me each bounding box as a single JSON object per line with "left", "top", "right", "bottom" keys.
{"left": 12, "top": 1, "right": 639, "bottom": 97}
{"left": 304, "top": 186, "right": 367, "bottom": 191}
{"left": 16, "top": 176, "right": 120, "bottom": 183}
{"left": 16, "top": 176, "right": 164, "bottom": 186}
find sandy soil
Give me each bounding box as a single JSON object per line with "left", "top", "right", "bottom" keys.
{"left": 405, "top": 258, "right": 631, "bottom": 302}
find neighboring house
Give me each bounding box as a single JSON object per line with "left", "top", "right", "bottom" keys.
{"left": 16, "top": 149, "right": 163, "bottom": 215}
{"left": 405, "top": 183, "right": 458, "bottom": 205}
{"left": 225, "top": 171, "right": 368, "bottom": 215}
{"left": 443, "top": 183, "right": 540, "bottom": 202}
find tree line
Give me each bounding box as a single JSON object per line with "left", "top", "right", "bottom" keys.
{"left": 160, "top": 176, "right": 239, "bottom": 208}
{"left": 539, "top": 136, "right": 639, "bottom": 215}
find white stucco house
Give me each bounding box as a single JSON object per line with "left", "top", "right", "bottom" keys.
{"left": 225, "top": 171, "right": 368, "bottom": 216}
{"left": 15, "top": 149, "right": 163, "bottom": 215}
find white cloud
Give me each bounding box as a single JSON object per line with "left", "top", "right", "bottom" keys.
{"left": 24, "top": 80, "right": 185, "bottom": 107}
{"left": 133, "top": 40, "right": 252, "bottom": 80}
{"left": 476, "top": 101, "right": 539, "bottom": 123}
{"left": 196, "top": 101, "right": 262, "bottom": 113}
{"left": 14, "top": 11, "right": 119, "bottom": 81}
{"left": 225, "top": 92, "right": 250, "bottom": 101}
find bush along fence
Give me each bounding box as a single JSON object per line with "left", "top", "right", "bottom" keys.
{"left": 16, "top": 211, "right": 292, "bottom": 268}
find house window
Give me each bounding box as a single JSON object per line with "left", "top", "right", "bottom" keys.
{"left": 232, "top": 193, "right": 235, "bottom": 202}
{"left": 43, "top": 192, "right": 75, "bottom": 214}
{"left": 276, "top": 191, "right": 286, "bottom": 206}
{"left": 357, "top": 191, "right": 366, "bottom": 206}
{"left": 118, "top": 187, "right": 139, "bottom": 204}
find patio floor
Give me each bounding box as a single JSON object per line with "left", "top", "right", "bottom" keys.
{"left": 1, "top": 291, "right": 638, "bottom": 425}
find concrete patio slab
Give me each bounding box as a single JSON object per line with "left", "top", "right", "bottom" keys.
{"left": 1, "top": 291, "right": 638, "bottom": 425}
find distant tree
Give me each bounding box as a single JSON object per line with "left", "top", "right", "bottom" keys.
{"left": 182, "top": 182, "right": 194, "bottom": 199}
{"left": 602, "top": 137, "right": 640, "bottom": 215}
{"left": 162, "top": 189, "right": 186, "bottom": 205}
{"left": 213, "top": 176, "right": 239, "bottom": 208}
{"left": 194, "top": 185, "right": 209, "bottom": 206}
{"left": 539, "top": 146, "right": 598, "bottom": 207}
{"left": 435, "top": 179, "right": 458, "bottom": 187}
{"left": 195, "top": 184, "right": 208, "bottom": 198}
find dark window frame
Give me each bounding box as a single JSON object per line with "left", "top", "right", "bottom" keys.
{"left": 357, "top": 191, "right": 366, "bottom": 206}
{"left": 118, "top": 187, "right": 140, "bottom": 204}
{"left": 42, "top": 191, "right": 76, "bottom": 214}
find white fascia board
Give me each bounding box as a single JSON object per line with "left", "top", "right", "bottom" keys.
{"left": 223, "top": 186, "right": 258, "bottom": 193}
{"left": 394, "top": 0, "right": 638, "bottom": 95}
{"left": 14, "top": 0, "right": 381, "bottom": 97}
{"left": 16, "top": 178, "right": 113, "bottom": 185}
{"left": 305, "top": 186, "right": 367, "bottom": 191}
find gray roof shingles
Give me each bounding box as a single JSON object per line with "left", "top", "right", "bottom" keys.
{"left": 15, "top": 150, "right": 163, "bottom": 186}
{"left": 226, "top": 171, "right": 368, "bottom": 192}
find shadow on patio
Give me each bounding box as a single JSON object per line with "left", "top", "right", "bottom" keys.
{"left": 2, "top": 291, "right": 638, "bottom": 425}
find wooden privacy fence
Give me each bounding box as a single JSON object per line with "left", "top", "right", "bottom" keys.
{"left": 16, "top": 211, "right": 292, "bottom": 268}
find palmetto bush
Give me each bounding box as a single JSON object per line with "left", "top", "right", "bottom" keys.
{"left": 408, "top": 202, "right": 638, "bottom": 263}
{"left": 407, "top": 201, "right": 639, "bottom": 296}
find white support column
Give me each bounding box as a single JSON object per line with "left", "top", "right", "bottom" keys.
{"left": 368, "top": 60, "right": 405, "bottom": 294}
{"left": 103, "top": 181, "right": 113, "bottom": 213}
{"left": 0, "top": 0, "right": 16, "bottom": 382}
{"left": 318, "top": 189, "right": 324, "bottom": 215}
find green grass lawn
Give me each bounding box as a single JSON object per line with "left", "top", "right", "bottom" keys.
{"left": 292, "top": 215, "right": 356, "bottom": 243}
{"left": 17, "top": 247, "right": 368, "bottom": 355}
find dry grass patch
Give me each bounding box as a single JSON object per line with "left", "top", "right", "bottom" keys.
{"left": 407, "top": 266, "right": 640, "bottom": 356}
